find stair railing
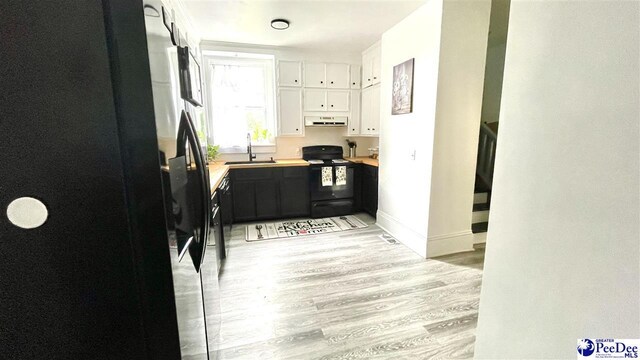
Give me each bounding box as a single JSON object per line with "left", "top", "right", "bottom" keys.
{"left": 476, "top": 122, "right": 498, "bottom": 189}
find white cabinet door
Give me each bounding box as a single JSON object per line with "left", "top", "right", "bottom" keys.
{"left": 304, "top": 63, "right": 326, "bottom": 88}
{"left": 348, "top": 90, "right": 361, "bottom": 135}
{"left": 350, "top": 65, "right": 361, "bottom": 89}
{"left": 279, "top": 88, "right": 303, "bottom": 135}
{"left": 326, "top": 63, "right": 350, "bottom": 89}
{"left": 278, "top": 61, "right": 302, "bottom": 87}
{"left": 361, "top": 86, "right": 373, "bottom": 134}
{"left": 369, "top": 84, "right": 380, "bottom": 134}
{"left": 362, "top": 52, "right": 373, "bottom": 88}
{"left": 303, "top": 89, "right": 327, "bottom": 111}
{"left": 372, "top": 50, "right": 381, "bottom": 85}
{"left": 361, "top": 85, "right": 380, "bottom": 135}
{"left": 327, "top": 90, "right": 350, "bottom": 112}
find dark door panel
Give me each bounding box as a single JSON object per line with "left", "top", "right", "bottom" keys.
{"left": 255, "top": 180, "right": 280, "bottom": 219}
{"left": 232, "top": 181, "right": 256, "bottom": 221}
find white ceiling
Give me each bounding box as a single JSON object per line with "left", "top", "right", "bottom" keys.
{"left": 181, "top": 0, "right": 426, "bottom": 52}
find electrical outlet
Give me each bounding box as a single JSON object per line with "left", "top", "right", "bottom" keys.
{"left": 410, "top": 150, "right": 416, "bottom": 160}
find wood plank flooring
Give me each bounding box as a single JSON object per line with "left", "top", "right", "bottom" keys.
{"left": 216, "top": 214, "right": 484, "bottom": 359}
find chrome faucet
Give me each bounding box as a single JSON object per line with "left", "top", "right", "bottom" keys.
{"left": 247, "top": 133, "right": 256, "bottom": 162}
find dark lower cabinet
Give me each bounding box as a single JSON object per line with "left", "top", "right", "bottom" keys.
{"left": 361, "top": 164, "right": 379, "bottom": 217}
{"left": 280, "top": 167, "right": 310, "bottom": 217}
{"left": 232, "top": 180, "right": 256, "bottom": 222}
{"left": 230, "top": 166, "right": 309, "bottom": 222}
{"left": 255, "top": 179, "right": 279, "bottom": 218}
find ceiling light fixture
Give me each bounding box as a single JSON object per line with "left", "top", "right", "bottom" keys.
{"left": 270, "top": 19, "right": 290, "bottom": 30}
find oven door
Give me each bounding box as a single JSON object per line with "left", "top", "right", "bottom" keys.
{"left": 309, "top": 165, "right": 355, "bottom": 201}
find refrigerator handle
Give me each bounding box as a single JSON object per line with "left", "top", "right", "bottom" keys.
{"left": 176, "top": 110, "right": 209, "bottom": 271}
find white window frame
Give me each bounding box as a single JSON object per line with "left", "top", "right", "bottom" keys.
{"left": 203, "top": 51, "right": 277, "bottom": 154}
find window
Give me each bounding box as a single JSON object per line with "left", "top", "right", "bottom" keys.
{"left": 204, "top": 52, "right": 276, "bottom": 153}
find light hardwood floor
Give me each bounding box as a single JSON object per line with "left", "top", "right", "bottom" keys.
{"left": 216, "top": 214, "right": 484, "bottom": 359}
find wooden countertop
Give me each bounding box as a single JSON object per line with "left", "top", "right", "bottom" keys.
{"left": 219, "top": 159, "right": 309, "bottom": 169}
{"left": 346, "top": 157, "right": 379, "bottom": 167}
{"left": 208, "top": 159, "right": 310, "bottom": 192}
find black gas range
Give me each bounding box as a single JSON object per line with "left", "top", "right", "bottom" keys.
{"left": 302, "top": 145, "right": 355, "bottom": 218}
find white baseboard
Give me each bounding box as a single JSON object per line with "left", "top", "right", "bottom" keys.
{"left": 376, "top": 210, "right": 428, "bottom": 258}
{"left": 426, "top": 230, "right": 475, "bottom": 258}
{"left": 473, "top": 232, "right": 487, "bottom": 244}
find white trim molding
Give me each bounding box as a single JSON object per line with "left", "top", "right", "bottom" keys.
{"left": 376, "top": 210, "right": 428, "bottom": 258}
{"left": 426, "top": 230, "right": 474, "bottom": 258}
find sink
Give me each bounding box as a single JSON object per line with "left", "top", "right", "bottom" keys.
{"left": 225, "top": 160, "right": 277, "bottom": 165}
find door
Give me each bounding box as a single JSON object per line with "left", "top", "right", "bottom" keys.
{"left": 304, "top": 89, "right": 327, "bottom": 111}
{"left": 278, "top": 88, "right": 303, "bottom": 136}
{"left": 304, "top": 62, "right": 326, "bottom": 88}
{"left": 280, "top": 167, "right": 310, "bottom": 217}
{"left": 350, "top": 65, "right": 361, "bottom": 89}
{"left": 327, "top": 91, "right": 350, "bottom": 112}
{"left": 348, "top": 90, "right": 361, "bottom": 136}
{"left": 326, "top": 63, "right": 350, "bottom": 89}
{"left": 277, "top": 60, "right": 302, "bottom": 87}
{"left": 255, "top": 179, "right": 279, "bottom": 219}
{"left": 232, "top": 181, "right": 256, "bottom": 221}
{"left": 309, "top": 166, "right": 355, "bottom": 201}
{"left": 362, "top": 51, "right": 373, "bottom": 88}
{"left": 372, "top": 49, "right": 381, "bottom": 85}
{"left": 361, "top": 85, "right": 380, "bottom": 135}
{"left": 1, "top": 0, "right": 184, "bottom": 358}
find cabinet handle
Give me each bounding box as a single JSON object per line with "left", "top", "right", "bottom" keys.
{"left": 296, "top": 128, "right": 299, "bottom": 131}
{"left": 368, "top": 78, "right": 371, "bottom": 81}
{"left": 368, "top": 128, "right": 371, "bottom": 130}
{"left": 320, "top": 81, "right": 324, "bottom": 84}
{"left": 372, "top": 128, "right": 375, "bottom": 130}
{"left": 330, "top": 81, "right": 334, "bottom": 84}
{"left": 294, "top": 79, "right": 298, "bottom": 83}
{"left": 331, "top": 104, "right": 334, "bottom": 107}
{"left": 352, "top": 82, "right": 356, "bottom": 85}
{"left": 321, "top": 104, "right": 324, "bottom": 107}
{"left": 352, "top": 128, "right": 355, "bottom": 131}
{"left": 374, "top": 77, "right": 377, "bottom": 79}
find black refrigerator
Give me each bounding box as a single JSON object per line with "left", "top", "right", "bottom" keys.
{"left": 0, "top": 0, "right": 220, "bottom": 359}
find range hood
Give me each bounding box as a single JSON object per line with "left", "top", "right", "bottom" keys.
{"left": 304, "top": 116, "right": 348, "bottom": 127}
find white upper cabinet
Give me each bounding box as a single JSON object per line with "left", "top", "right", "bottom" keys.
{"left": 362, "top": 42, "right": 381, "bottom": 88}
{"left": 303, "top": 89, "right": 327, "bottom": 111}
{"left": 278, "top": 88, "right": 303, "bottom": 136}
{"left": 277, "top": 61, "right": 302, "bottom": 87}
{"left": 326, "top": 64, "right": 350, "bottom": 89}
{"left": 303, "top": 63, "right": 326, "bottom": 88}
{"left": 327, "top": 91, "right": 350, "bottom": 111}
{"left": 350, "top": 65, "right": 361, "bottom": 89}
{"left": 348, "top": 90, "right": 361, "bottom": 135}
{"left": 360, "top": 84, "right": 380, "bottom": 135}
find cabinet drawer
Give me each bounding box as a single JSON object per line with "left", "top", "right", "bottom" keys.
{"left": 282, "top": 166, "right": 308, "bottom": 178}
{"left": 232, "top": 168, "right": 278, "bottom": 180}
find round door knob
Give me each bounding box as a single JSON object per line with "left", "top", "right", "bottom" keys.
{"left": 331, "top": 81, "right": 334, "bottom": 84}
{"left": 296, "top": 128, "right": 299, "bottom": 131}
{"left": 294, "top": 79, "right": 298, "bottom": 82}
{"left": 6, "top": 197, "right": 48, "bottom": 229}
{"left": 352, "top": 82, "right": 356, "bottom": 85}
{"left": 321, "top": 104, "right": 324, "bottom": 107}
{"left": 331, "top": 104, "right": 334, "bottom": 107}
{"left": 352, "top": 128, "right": 355, "bottom": 131}
{"left": 320, "top": 81, "right": 324, "bottom": 84}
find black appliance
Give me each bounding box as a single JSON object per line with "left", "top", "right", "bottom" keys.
{"left": 302, "top": 145, "right": 356, "bottom": 217}
{"left": 0, "top": 1, "right": 220, "bottom": 358}
{"left": 218, "top": 175, "right": 233, "bottom": 260}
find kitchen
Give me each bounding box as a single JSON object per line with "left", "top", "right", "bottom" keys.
{"left": 7, "top": 0, "right": 635, "bottom": 359}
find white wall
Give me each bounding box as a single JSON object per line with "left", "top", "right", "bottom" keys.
{"left": 377, "top": 0, "right": 490, "bottom": 258}
{"left": 474, "top": 1, "right": 640, "bottom": 358}
{"left": 426, "top": 0, "right": 491, "bottom": 257}
{"left": 199, "top": 41, "right": 379, "bottom": 160}
{"left": 377, "top": 0, "right": 444, "bottom": 258}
